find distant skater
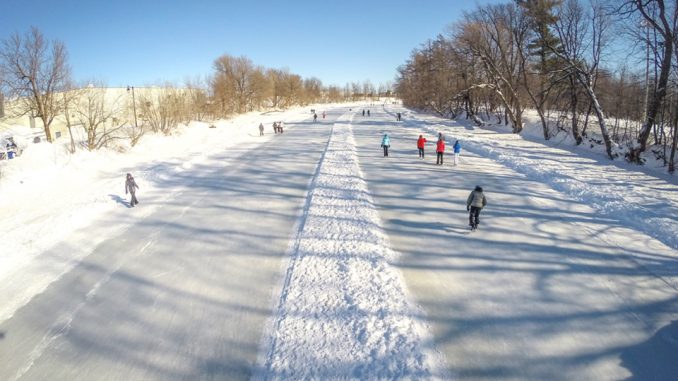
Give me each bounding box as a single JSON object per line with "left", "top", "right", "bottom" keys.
{"left": 381, "top": 133, "right": 391, "bottom": 157}
{"left": 125, "top": 173, "right": 140, "bottom": 207}
{"left": 367, "top": 110, "right": 370, "bottom": 117}
{"left": 397, "top": 112, "right": 401, "bottom": 121}
{"left": 313, "top": 113, "right": 318, "bottom": 122}
{"left": 259, "top": 123, "right": 264, "bottom": 136}
{"left": 362, "top": 109, "right": 365, "bottom": 116}
{"left": 466, "top": 185, "right": 487, "bottom": 231}
{"left": 436, "top": 136, "right": 445, "bottom": 165}
{"left": 273, "top": 122, "right": 278, "bottom": 134}
{"left": 322, "top": 111, "right": 326, "bottom": 119}
{"left": 417, "top": 135, "right": 427, "bottom": 159}
{"left": 453, "top": 140, "right": 461, "bottom": 165}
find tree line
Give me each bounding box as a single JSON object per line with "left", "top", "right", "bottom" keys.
{"left": 0, "top": 27, "right": 391, "bottom": 151}
{"left": 395, "top": 0, "right": 677, "bottom": 172}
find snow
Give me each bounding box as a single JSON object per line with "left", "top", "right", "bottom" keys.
{"left": 1, "top": 100, "right": 677, "bottom": 380}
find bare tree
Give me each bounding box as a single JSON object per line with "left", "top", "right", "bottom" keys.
{"left": 304, "top": 77, "right": 323, "bottom": 104}
{"left": 0, "top": 27, "right": 71, "bottom": 142}
{"left": 622, "top": 0, "right": 677, "bottom": 163}
{"left": 549, "top": 0, "right": 617, "bottom": 158}
{"left": 137, "top": 86, "right": 185, "bottom": 136}
{"left": 458, "top": 3, "right": 530, "bottom": 133}
{"left": 212, "top": 54, "right": 265, "bottom": 113}
{"left": 72, "top": 85, "right": 125, "bottom": 150}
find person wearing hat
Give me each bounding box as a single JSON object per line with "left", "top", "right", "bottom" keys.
{"left": 453, "top": 140, "right": 462, "bottom": 165}
{"left": 125, "top": 173, "right": 140, "bottom": 207}
{"left": 381, "top": 133, "right": 391, "bottom": 157}
{"left": 466, "top": 185, "right": 487, "bottom": 231}
{"left": 436, "top": 136, "right": 445, "bottom": 165}
{"left": 416, "top": 134, "right": 427, "bottom": 159}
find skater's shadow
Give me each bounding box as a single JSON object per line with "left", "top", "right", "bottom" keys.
{"left": 109, "top": 194, "right": 130, "bottom": 208}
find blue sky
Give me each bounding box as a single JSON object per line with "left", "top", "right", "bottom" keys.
{"left": 1, "top": 0, "right": 498, "bottom": 88}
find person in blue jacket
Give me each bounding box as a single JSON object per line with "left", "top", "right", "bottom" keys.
{"left": 453, "top": 140, "right": 462, "bottom": 165}
{"left": 381, "top": 133, "right": 391, "bottom": 157}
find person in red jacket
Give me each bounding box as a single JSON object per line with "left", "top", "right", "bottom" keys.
{"left": 436, "top": 136, "right": 445, "bottom": 165}
{"left": 416, "top": 135, "right": 427, "bottom": 159}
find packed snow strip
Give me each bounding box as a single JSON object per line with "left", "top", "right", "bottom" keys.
{"left": 399, "top": 107, "right": 678, "bottom": 252}
{"left": 256, "top": 114, "right": 445, "bottom": 380}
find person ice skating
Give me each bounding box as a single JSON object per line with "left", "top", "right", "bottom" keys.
{"left": 273, "top": 122, "right": 278, "bottom": 134}
{"left": 466, "top": 186, "right": 487, "bottom": 231}
{"left": 436, "top": 136, "right": 445, "bottom": 165}
{"left": 322, "top": 111, "right": 326, "bottom": 119}
{"left": 397, "top": 112, "right": 401, "bottom": 121}
{"left": 417, "top": 135, "right": 427, "bottom": 159}
{"left": 367, "top": 110, "right": 370, "bottom": 116}
{"left": 381, "top": 133, "right": 391, "bottom": 157}
{"left": 125, "top": 173, "right": 140, "bottom": 207}
{"left": 313, "top": 113, "right": 318, "bottom": 122}
{"left": 362, "top": 109, "right": 365, "bottom": 116}
{"left": 259, "top": 123, "right": 264, "bottom": 136}
{"left": 278, "top": 121, "right": 284, "bottom": 133}
{"left": 453, "top": 140, "right": 461, "bottom": 165}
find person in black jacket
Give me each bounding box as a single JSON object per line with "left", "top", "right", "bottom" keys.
{"left": 125, "top": 173, "right": 140, "bottom": 207}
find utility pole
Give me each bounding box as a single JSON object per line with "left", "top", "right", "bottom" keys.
{"left": 127, "top": 86, "right": 138, "bottom": 129}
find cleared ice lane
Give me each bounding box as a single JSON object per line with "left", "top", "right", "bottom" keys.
{"left": 352, "top": 106, "right": 678, "bottom": 381}
{"left": 0, "top": 110, "right": 338, "bottom": 381}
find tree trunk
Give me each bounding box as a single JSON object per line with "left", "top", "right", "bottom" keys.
{"left": 629, "top": 21, "right": 674, "bottom": 163}
{"left": 669, "top": 111, "right": 678, "bottom": 173}
{"left": 570, "top": 75, "right": 582, "bottom": 145}
{"left": 581, "top": 77, "right": 614, "bottom": 159}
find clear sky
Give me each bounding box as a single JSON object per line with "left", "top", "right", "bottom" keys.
{"left": 1, "top": 0, "right": 498, "bottom": 88}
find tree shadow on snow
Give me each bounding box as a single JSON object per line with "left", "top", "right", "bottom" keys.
{"left": 620, "top": 320, "right": 678, "bottom": 381}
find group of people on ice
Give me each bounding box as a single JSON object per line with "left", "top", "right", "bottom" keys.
{"left": 381, "top": 131, "right": 486, "bottom": 230}
{"left": 272, "top": 121, "right": 285, "bottom": 134}
{"left": 383, "top": 132, "right": 461, "bottom": 165}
